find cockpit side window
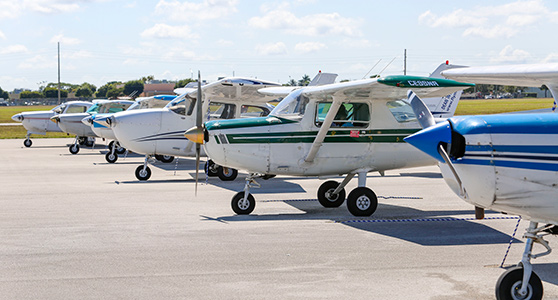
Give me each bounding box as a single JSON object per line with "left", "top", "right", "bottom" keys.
{"left": 240, "top": 105, "right": 271, "bottom": 118}
{"left": 208, "top": 102, "right": 236, "bottom": 120}
{"left": 270, "top": 90, "right": 308, "bottom": 117}
{"left": 387, "top": 100, "right": 417, "bottom": 123}
{"left": 66, "top": 104, "right": 90, "bottom": 114}
{"left": 315, "top": 102, "right": 370, "bottom": 128}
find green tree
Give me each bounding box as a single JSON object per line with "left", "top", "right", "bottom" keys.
{"left": 43, "top": 87, "right": 68, "bottom": 98}
{"left": 20, "top": 91, "right": 44, "bottom": 99}
{"left": 298, "top": 74, "right": 311, "bottom": 86}
{"left": 0, "top": 86, "right": 8, "bottom": 99}
{"left": 107, "top": 86, "right": 124, "bottom": 98}
{"left": 75, "top": 86, "right": 93, "bottom": 97}
{"left": 123, "top": 80, "right": 144, "bottom": 97}
{"left": 96, "top": 82, "right": 120, "bottom": 98}
{"left": 141, "top": 75, "right": 155, "bottom": 83}
{"left": 175, "top": 78, "right": 196, "bottom": 88}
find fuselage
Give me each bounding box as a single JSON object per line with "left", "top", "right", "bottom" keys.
{"left": 204, "top": 97, "right": 436, "bottom": 176}
{"left": 12, "top": 101, "right": 92, "bottom": 135}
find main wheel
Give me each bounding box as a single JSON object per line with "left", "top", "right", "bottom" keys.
{"left": 159, "top": 155, "right": 174, "bottom": 163}
{"left": 496, "top": 266, "right": 543, "bottom": 300}
{"left": 346, "top": 187, "right": 378, "bottom": 216}
{"left": 105, "top": 152, "right": 118, "bottom": 163}
{"left": 204, "top": 160, "right": 219, "bottom": 177}
{"left": 217, "top": 166, "right": 238, "bottom": 181}
{"left": 231, "top": 192, "right": 255, "bottom": 215}
{"left": 69, "top": 144, "right": 80, "bottom": 154}
{"left": 23, "top": 139, "right": 32, "bottom": 147}
{"left": 317, "top": 180, "right": 346, "bottom": 208}
{"left": 135, "top": 165, "right": 151, "bottom": 181}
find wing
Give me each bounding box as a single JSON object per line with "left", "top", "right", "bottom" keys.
{"left": 188, "top": 77, "right": 281, "bottom": 103}
{"left": 300, "top": 76, "right": 473, "bottom": 102}
{"left": 441, "top": 63, "right": 558, "bottom": 87}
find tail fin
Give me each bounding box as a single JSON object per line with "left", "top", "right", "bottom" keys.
{"left": 419, "top": 62, "right": 467, "bottom": 118}
{"left": 308, "top": 71, "right": 338, "bottom": 86}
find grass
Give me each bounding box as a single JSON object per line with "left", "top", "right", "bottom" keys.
{"left": 0, "top": 98, "right": 554, "bottom": 139}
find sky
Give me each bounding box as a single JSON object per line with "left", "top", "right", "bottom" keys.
{"left": 1, "top": 0, "right": 558, "bottom": 91}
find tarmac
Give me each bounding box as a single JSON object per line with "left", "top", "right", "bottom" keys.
{"left": 1, "top": 138, "right": 557, "bottom": 299}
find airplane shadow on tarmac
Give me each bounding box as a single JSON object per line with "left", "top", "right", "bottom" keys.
{"left": 205, "top": 198, "right": 522, "bottom": 247}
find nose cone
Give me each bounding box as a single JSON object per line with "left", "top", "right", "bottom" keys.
{"left": 11, "top": 113, "right": 23, "bottom": 122}
{"left": 82, "top": 116, "right": 93, "bottom": 126}
{"left": 404, "top": 121, "right": 452, "bottom": 162}
{"left": 184, "top": 126, "right": 205, "bottom": 144}
{"left": 93, "top": 115, "right": 113, "bottom": 128}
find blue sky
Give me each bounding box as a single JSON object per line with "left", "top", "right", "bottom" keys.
{"left": 1, "top": 0, "right": 558, "bottom": 91}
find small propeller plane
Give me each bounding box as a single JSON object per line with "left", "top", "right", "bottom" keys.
{"left": 11, "top": 101, "right": 92, "bottom": 147}
{"left": 82, "top": 95, "right": 176, "bottom": 163}
{"left": 50, "top": 99, "right": 134, "bottom": 154}
{"left": 94, "top": 77, "right": 282, "bottom": 181}
{"left": 405, "top": 63, "right": 558, "bottom": 300}
{"left": 185, "top": 63, "right": 473, "bottom": 216}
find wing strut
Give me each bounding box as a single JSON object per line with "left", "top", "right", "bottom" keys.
{"left": 305, "top": 98, "right": 342, "bottom": 163}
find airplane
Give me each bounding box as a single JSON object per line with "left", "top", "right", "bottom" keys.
{"left": 404, "top": 63, "right": 558, "bottom": 300}
{"left": 50, "top": 99, "right": 134, "bottom": 154}
{"left": 184, "top": 63, "right": 473, "bottom": 216}
{"left": 94, "top": 77, "right": 283, "bottom": 181}
{"left": 82, "top": 95, "right": 176, "bottom": 163}
{"left": 11, "top": 101, "right": 93, "bottom": 147}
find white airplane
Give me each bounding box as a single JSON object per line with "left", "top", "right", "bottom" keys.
{"left": 405, "top": 63, "right": 558, "bottom": 300}
{"left": 51, "top": 99, "right": 134, "bottom": 154}
{"left": 94, "top": 77, "right": 282, "bottom": 181}
{"left": 185, "top": 63, "right": 473, "bottom": 216}
{"left": 82, "top": 95, "right": 176, "bottom": 163}
{"left": 11, "top": 101, "right": 92, "bottom": 147}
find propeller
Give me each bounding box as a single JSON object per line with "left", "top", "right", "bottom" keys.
{"left": 190, "top": 71, "right": 203, "bottom": 195}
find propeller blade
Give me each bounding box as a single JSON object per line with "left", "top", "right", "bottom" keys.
{"left": 408, "top": 90, "right": 435, "bottom": 129}
{"left": 194, "top": 71, "right": 203, "bottom": 195}
{"left": 195, "top": 144, "right": 200, "bottom": 196}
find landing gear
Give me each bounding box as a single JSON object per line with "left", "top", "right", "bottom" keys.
{"left": 69, "top": 143, "right": 80, "bottom": 154}
{"left": 205, "top": 160, "right": 219, "bottom": 177}
{"left": 495, "top": 221, "right": 553, "bottom": 300}
{"left": 217, "top": 166, "right": 238, "bottom": 181}
{"left": 23, "top": 138, "right": 32, "bottom": 147}
{"left": 135, "top": 156, "right": 152, "bottom": 181}
{"left": 108, "top": 141, "right": 126, "bottom": 155}
{"left": 317, "top": 180, "right": 346, "bottom": 207}
{"left": 346, "top": 187, "right": 378, "bottom": 216}
{"left": 105, "top": 152, "right": 118, "bottom": 163}
{"left": 230, "top": 173, "right": 261, "bottom": 215}
{"left": 155, "top": 155, "right": 174, "bottom": 163}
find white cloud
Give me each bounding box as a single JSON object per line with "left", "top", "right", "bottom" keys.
{"left": 141, "top": 23, "right": 199, "bottom": 39}
{"left": 255, "top": 42, "right": 287, "bottom": 56}
{"left": 543, "top": 53, "right": 558, "bottom": 63}
{"left": 419, "top": 0, "right": 554, "bottom": 39}
{"left": 18, "top": 55, "right": 57, "bottom": 69}
{"left": 154, "top": 0, "right": 238, "bottom": 22}
{"left": 50, "top": 34, "right": 81, "bottom": 45}
{"left": 490, "top": 45, "right": 532, "bottom": 63}
{"left": 249, "top": 8, "right": 362, "bottom": 37}
{"left": 216, "top": 39, "right": 234, "bottom": 47}
{"left": 0, "top": 44, "right": 29, "bottom": 55}
{"left": 294, "top": 42, "right": 325, "bottom": 54}
{"left": 0, "top": 30, "right": 5, "bottom": 40}
{"left": 0, "top": 0, "right": 100, "bottom": 19}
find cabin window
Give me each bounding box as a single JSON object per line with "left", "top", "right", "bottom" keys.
{"left": 315, "top": 102, "right": 370, "bottom": 128}
{"left": 65, "top": 105, "right": 89, "bottom": 114}
{"left": 208, "top": 102, "right": 236, "bottom": 120}
{"left": 168, "top": 97, "right": 195, "bottom": 116}
{"left": 240, "top": 105, "right": 271, "bottom": 118}
{"left": 387, "top": 100, "right": 417, "bottom": 123}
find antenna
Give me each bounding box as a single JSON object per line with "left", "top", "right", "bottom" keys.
{"left": 404, "top": 49, "right": 407, "bottom": 75}
{"left": 362, "top": 59, "right": 382, "bottom": 79}
{"left": 378, "top": 57, "right": 397, "bottom": 76}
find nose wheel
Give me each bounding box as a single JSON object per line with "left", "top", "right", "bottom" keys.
{"left": 317, "top": 180, "right": 346, "bottom": 207}
{"left": 23, "top": 138, "right": 32, "bottom": 147}
{"left": 231, "top": 191, "right": 255, "bottom": 215}
{"left": 135, "top": 165, "right": 151, "bottom": 181}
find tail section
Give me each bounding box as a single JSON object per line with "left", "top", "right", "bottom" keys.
{"left": 308, "top": 71, "right": 338, "bottom": 86}
{"left": 420, "top": 62, "right": 468, "bottom": 118}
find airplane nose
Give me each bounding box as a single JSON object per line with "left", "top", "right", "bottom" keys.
{"left": 50, "top": 115, "right": 60, "bottom": 123}
{"left": 404, "top": 121, "right": 452, "bottom": 162}
{"left": 93, "top": 115, "right": 114, "bottom": 128}
{"left": 82, "top": 116, "right": 93, "bottom": 126}
{"left": 11, "top": 114, "right": 23, "bottom": 122}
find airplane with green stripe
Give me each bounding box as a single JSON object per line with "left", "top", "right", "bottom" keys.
{"left": 185, "top": 63, "right": 474, "bottom": 217}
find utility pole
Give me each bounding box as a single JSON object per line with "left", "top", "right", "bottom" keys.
{"left": 57, "top": 42, "right": 61, "bottom": 105}
{"left": 404, "top": 49, "right": 407, "bottom": 75}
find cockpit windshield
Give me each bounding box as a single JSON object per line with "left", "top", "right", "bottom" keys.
{"left": 270, "top": 89, "right": 307, "bottom": 117}
{"left": 387, "top": 100, "right": 417, "bottom": 123}
{"left": 52, "top": 104, "right": 65, "bottom": 114}
{"left": 166, "top": 94, "right": 195, "bottom": 116}
{"left": 86, "top": 103, "right": 103, "bottom": 114}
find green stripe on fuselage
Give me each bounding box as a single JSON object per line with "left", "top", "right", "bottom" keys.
{"left": 224, "top": 129, "right": 420, "bottom": 144}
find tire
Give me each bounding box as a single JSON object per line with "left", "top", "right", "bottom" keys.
{"left": 495, "top": 266, "right": 543, "bottom": 300}
{"left": 105, "top": 152, "right": 118, "bottom": 163}
{"left": 317, "top": 180, "right": 346, "bottom": 208}
{"left": 231, "top": 192, "right": 255, "bottom": 215}
{"left": 85, "top": 137, "right": 95, "bottom": 147}
{"left": 346, "top": 187, "right": 378, "bottom": 217}
{"left": 217, "top": 166, "right": 238, "bottom": 181}
{"left": 135, "top": 165, "right": 151, "bottom": 181}
{"left": 159, "top": 155, "right": 174, "bottom": 163}
{"left": 69, "top": 144, "right": 80, "bottom": 154}
{"left": 23, "top": 139, "right": 32, "bottom": 147}
{"left": 204, "top": 160, "right": 219, "bottom": 177}
{"left": 108, "top": 140, "right": 114, "bottom": 150}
